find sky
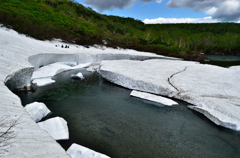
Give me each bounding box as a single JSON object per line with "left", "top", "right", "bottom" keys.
{"left": 75, "top": 0, "right": 240, "bottom": 24}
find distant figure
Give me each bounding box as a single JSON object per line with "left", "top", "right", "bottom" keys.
{"left": 68, "top": 46, "right": 69, "bottom": 48}
{"left": 55, "top": 45, "right": 57, "bottom": 47}
{"left": 65, "top": 45, "right": 68, "bottom": 48}
{"left": 61, "top": 45, "right": 64, "bottom": 48}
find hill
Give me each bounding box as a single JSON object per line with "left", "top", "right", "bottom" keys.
{"left": 1, "top": 0, "right": 240, "bottom": 61}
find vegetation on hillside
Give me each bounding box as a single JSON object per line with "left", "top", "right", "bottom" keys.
{"left": 1, "top": 0, "right": 240, "bottom": 61}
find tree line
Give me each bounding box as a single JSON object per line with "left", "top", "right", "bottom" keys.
{"left": 0, "top": 0, "right": 240, "bottom": 61}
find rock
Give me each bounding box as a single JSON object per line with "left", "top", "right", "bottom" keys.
{"left": 67, "top": 143, "right": 110, "bottom": 158}
{"left": 71, "top": 72, "right": 84, "bottom": 80}
{"left": 130, "top": 90, "right": 178, "bottom": 106}
{"left": 24, "top": 102, "right": 51, "bottom": 122}
{"left": 38, "top": 117, "right": 69, "bottom": 140}
{"left": 99, "top": 59, "right": 240, "bottom": 131}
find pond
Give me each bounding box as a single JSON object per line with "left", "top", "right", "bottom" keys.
{"left": 15, "top": 67, "right": 240, "bottom": 158}
{"left": 202, "top": 55, "right": 240, "bottom": 67}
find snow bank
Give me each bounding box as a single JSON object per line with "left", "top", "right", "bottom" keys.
{"left": 67, "top": 143, "right": 110, "bottom": 158}
{"left": 24, "top": 102, "right": 50, "bottom": 122}
{"left": 99, "top": 59, "right": 240, "bottom": 131}
{"left": 130, "top": 90, "right": 178, "bottom": 106}
{"left": 38, "top": 117, "right": 69, "bottom": 140}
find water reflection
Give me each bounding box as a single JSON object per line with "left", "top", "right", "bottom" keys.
{"left": 202, "top": 55, "right": 240, "bottom": 67}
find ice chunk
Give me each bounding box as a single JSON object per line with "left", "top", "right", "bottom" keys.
{"left": 71, "top": 72, "right": 84, "bottom": 80}
{"left": 130, "top": 90, "right": 178, "bottom": 106}
{"left": 32, "top": 78, "right": 55, "bottom": 86}
{"left": 67, "top": 143, "right": 110, "bottom": 158}
{"left": 24, "top": 102, "right": 51, "bottom": 122}
{"left": 38, "top": 117, "right": 69, "bottom": 140}
{"left": 86, "top": 63, "right": 100, "bottom": 72}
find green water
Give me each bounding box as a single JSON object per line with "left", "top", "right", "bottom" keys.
{"left": 203, "top": 55, "right": 240, "bottom": 67}
{"left": 15, "top": 68, "right": 240, "bottom": 158}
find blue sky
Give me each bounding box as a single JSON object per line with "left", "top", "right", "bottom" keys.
{"left": 75, "top": 0, "right": 240, "bottom": 23}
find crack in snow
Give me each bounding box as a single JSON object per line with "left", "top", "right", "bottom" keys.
{"left": 167, "top": 66, "right": 187, "bottom": 91}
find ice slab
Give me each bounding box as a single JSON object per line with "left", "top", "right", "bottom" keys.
{"left": 25, "top": 102, "right": 51, "bottom": 122}
{"left": 67, "top": 143, "right": 110, "bottom": 158}
{"left": 38, "top": 117, "right": 69, "bottom": 140}
{"left": 99, "top": 59, "right": 240, "bottom": 131}
{"left": 130, "top": 90, "right": 178, "bottom": 106}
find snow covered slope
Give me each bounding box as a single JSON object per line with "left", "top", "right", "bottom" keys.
{"left": 99, "top": 59, "right": 240, "bottom": 131}
{"left": 0, "top": 26, "right": 173, "bottom": 157}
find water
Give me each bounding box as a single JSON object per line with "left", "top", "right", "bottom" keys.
{"left": 14, "top": 68, "right": 240, "bottom": 158}
{"left": 203, "top": 55, "right": 240, "bottom": 67}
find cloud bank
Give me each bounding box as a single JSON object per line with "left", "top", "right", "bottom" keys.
{"left": 84, "top": 0, "right": 240, "bottom": 23}
{"left": 84, "top": 0, "right": 161, "bottom": 12}
{"left": 143, "top": 17, "right": 219, "bottom": 24}
{"left": 166, "top": 0, "right": 240, "bottom": 22}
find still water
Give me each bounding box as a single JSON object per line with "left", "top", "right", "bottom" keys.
{"left": 15, "top": 68, "right": 240, "bottom": 158}
{"left": 203, "top": 55, "right": 240, "bottom": 67}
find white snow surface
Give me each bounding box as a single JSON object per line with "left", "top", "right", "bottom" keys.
{"left": 99, "top": 59, "right": 240, "bottom": 131}
{"left": 130, "top": 90, "right": 178, "bottom": 106}
{"left": 38, "top": 117, "right": 69, "bottom": 141}
{"left": 24, "top": 102, "right": 51, "bottom": 122}
{"left": 67, "top": 143, "right": 110, "bottom": 158}
{"left": 0, "top": 26, "right": 173, "bottom": 157}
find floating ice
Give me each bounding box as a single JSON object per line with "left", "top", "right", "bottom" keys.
{"left": 71, "top": 72, "right": 84, "bottom": 80}
{"left": 24, "top": 102, "right": 51, "bottom": 122}
{"left": 32, "top": 78, "right": 55, "bottom": 86}
{"left": 38, "top": 117, "right": 69, "bottom": 140}
{"left": 67, "top": 143, "right": 110, "bottom": 158}
{"left": 130, "top": 90, "right": 178, "bottom": 106}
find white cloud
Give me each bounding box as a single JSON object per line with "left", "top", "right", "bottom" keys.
{"left": 205, "top": 7, "right": 217, "bottom": 15}
{"left": 212, "top": 0, "right": 240, "bottom": 21}
{"left": 166, "top": 0, "right": 240, "bottom": 22}
{"left": 143, "top": 16, "right": 219, "bottom": 24}
{"left": 84, "top": 0, "right": 160, "bottom": 11}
